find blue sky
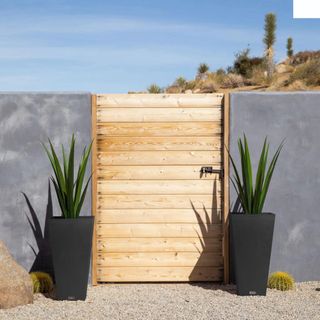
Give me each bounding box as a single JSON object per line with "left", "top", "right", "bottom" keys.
{"left": 0, "top": 0, "right": 319, "bottom": 92}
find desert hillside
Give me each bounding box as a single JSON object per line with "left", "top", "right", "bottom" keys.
{"left": 144, "top": 50, "right": 320, "bottom": 94}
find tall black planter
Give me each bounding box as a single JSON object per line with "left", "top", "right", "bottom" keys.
{"left": 230, "top": 213, "right": 275, "bottom": 296}
{"left": 49, "top": 216, "right": 94, "bottom": 300}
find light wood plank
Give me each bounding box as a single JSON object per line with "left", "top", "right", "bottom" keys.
{"left": 97, "top": 179, "right": 221, "bottom": 195}
{"left": 91, "top": 94, "right": 98, "bottom": 286}
{"left": 97, "top": 122, "right": 222, "bottom": 137}
{"left": 97, "top": 252, "right": 223, "bottom": 267}
{"left": 97, "top": 208, "right": 221, "bottom": 224}
{"left": 97, "top": 93, "right": 223, "bottom": 108}
{"left": 96, "top": 223, "right": 222, "bottom": 238}
{"left": 97, "top": 266, "right": 223, "bottom": 282}
{"left": 98, "top": 151, "right": 221, "bottom": 166}
{"left": 98, "top": 194, "right": 221, "bottom": 209}
{"left": 97, "top": 107, "right": 222, "bottom": 122}
{"left": 97, "top": 136, "right": 221, "bottom": 151}
{"left": 97, "top": 237, "right": 222, "bottom": 253}
{"left": 97, "top": 237, "right": 222, "bottom": 254}
{"left": 98, "top": 165, "right": 221, "bottom": 180}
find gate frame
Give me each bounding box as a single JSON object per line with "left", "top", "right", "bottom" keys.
{"left": 90, "top": 93, "right": 230, "bottom": 285}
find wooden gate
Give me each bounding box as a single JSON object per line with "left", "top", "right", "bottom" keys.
{"left": 91, "top": 94, "right": 229, "bottom": 284}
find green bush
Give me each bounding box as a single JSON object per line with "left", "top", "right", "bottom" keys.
{"left": 232, "top": 49, "right": 264, "bottom": 78}
{"left": 174, "top": 77, "right": 187, "bottom": 88}
{"left": 197, "top": 63, "right": 209, "bottom": 75}
{"left": 289, "top": 60, "right": 320, "bottom": 86}
{"left": 147, "top": 84, "right": 162, "bottom": 94}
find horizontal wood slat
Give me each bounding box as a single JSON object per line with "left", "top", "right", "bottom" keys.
{"left": 97, "top": 107, "right": 222, "bottom": 123}
{"left": 97, "top": 180, "right": 221, "bottom": 195}
{"left": 97, "top": 122, "right": 222, "bottom": 137}
{"left": 97, "top": 252, "right": 223, "bottom": 267}
{"left": 96, "top": 94, "right": 223, "bottom": 108}
{"left": 97, "top": 237, "right": 222, "bottom": 253}
{"left": 98, "top": 194, "right": 221, "bottom": 209}
{"left": 97, "top": 136, "right": 221, "bottom": 151}
{"left": 97, "top": 208, "right": 221, "bottom": 224}
{"left": 98, "top": 165, "right": 221, "bottom": 180}
{"left": 97, "top": 266, "right": 223, "bottom": 282}
{"left": 96, "top": 223, "right": 222, "bottom": 238}
{"left": 98, "top": 151, "right": 221, "bottom": 166}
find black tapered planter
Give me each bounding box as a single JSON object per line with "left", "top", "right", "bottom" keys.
{"left": 230, "top": 212, "right": 275, "bottom": 296}
{"left": 49, "top": 216, "right": 94, "bottom": 300}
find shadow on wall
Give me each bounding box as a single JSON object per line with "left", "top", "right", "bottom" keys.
{"left": 22, "top": 181, "right": 54, "bottom": 278}
{"left": 189, "top": 180, "right": 224, "bottom": 283}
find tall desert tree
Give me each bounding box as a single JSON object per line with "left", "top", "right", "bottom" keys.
{"left": 263, "top": 13, "right": 277, "bottom": 78}
{"left": 286, "top": 37, "right": 294, "bottom": 59}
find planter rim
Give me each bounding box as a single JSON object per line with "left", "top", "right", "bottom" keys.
{"left": 230, "top": 212, "right": 275, "bottom": 216}
{"left": 50, "top": 216, "right": 94, "bottom": 220}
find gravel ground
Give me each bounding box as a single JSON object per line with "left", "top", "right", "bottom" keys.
{"left": 0, "top": 282, "right": 319, "bottom": 320}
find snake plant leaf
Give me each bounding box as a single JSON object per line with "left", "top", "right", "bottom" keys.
{"left": 43, "top": 134, "right": 93, "bottom": 219}
{"left": 229, "top": 135, "right": 283, "bottom": 214}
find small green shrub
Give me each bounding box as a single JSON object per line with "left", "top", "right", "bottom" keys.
{"left": 197, "top": 63, "right": 209, "bottom": 75}
{"left": 174, "top": 76, "right": 187, "bottom": 88}
{"left": 232, "top": 48, "right": 264, "bottom": 78}
{"left": 268, "top": 271, "right": 294, "bottom": 291}
{"left": 30, "top": 272, "right": 53, "bottom": 293}
{"left": 289, "top": 60, "right": 320, "bottom": 86}
{"left": 147, "top": 84, "right": 162, "bottom": 94}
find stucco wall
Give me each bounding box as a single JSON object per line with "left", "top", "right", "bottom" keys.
{"left": 230, "top": 92, "right": 320, "bottom": 281}
{"left": 0, "top": 93, "right": 91, "bottom": 274}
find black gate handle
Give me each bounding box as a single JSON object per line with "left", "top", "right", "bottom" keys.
{"left": 200, "top": 166, "right": 223, "bottom": 176}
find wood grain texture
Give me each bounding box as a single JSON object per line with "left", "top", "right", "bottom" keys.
{"left": 97, "top": 266, "right": 223, "bottom": 282}
{"left": 98, "top": 165, "right": 221, "bottom": 180}
{"left": 97, "top": 237, "right": 222, "bottom": 253}
{"left": 97, "top": 107, "right": 222, "bottom": 122}
{"left": 98, "top": 150, "right": 221, "bottom": 166}
{"left": 97, "top": 208, "right": 221, "bottom": 224}
{"left": 97, "top": 93, "right": 223, "bottom": 108}
{"left": 97, "top": 194, "right": 221, "bottom": 209}
{"left": 97, "top": 122, "right": 222, "bottom": 137}
{"left": 97, "top": 252, "right": 223, "bottom": 267}
{"left": 97, "top": 180, "right": 221, "bottom": 195}
{"left": 94, "top": 93, "right": 225, "bottom": 282}
{"left": 96, "top": 223, "right": 222, "bottom": 238}
{"left": 97, "top": 136, "right": 221, "bottom": 151}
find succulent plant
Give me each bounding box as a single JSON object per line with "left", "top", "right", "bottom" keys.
{"left": 268, "top": 271, "right": 294, "bottom": 291}
{"left": 30, "top": 272, "right": 54, "bottom": 293}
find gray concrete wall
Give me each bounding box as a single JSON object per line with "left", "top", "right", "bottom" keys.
{"left": 0, "top": 93, "right": 91, "bottom": 274}
{"left": 230, "top": 92, "right": 320, "bottom": 281}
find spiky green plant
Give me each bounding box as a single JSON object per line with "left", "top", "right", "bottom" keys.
{"left": 229, "top": 135, "right": 284, "bottom": 214}
{"left": 268, "top": 271, "right": 294, "bottom": 291}
{"left": 30, "top": 272, "right": 54, "bottom": 293}
{"left": 42, "top": 134, "right": 92, "bottom": 219}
